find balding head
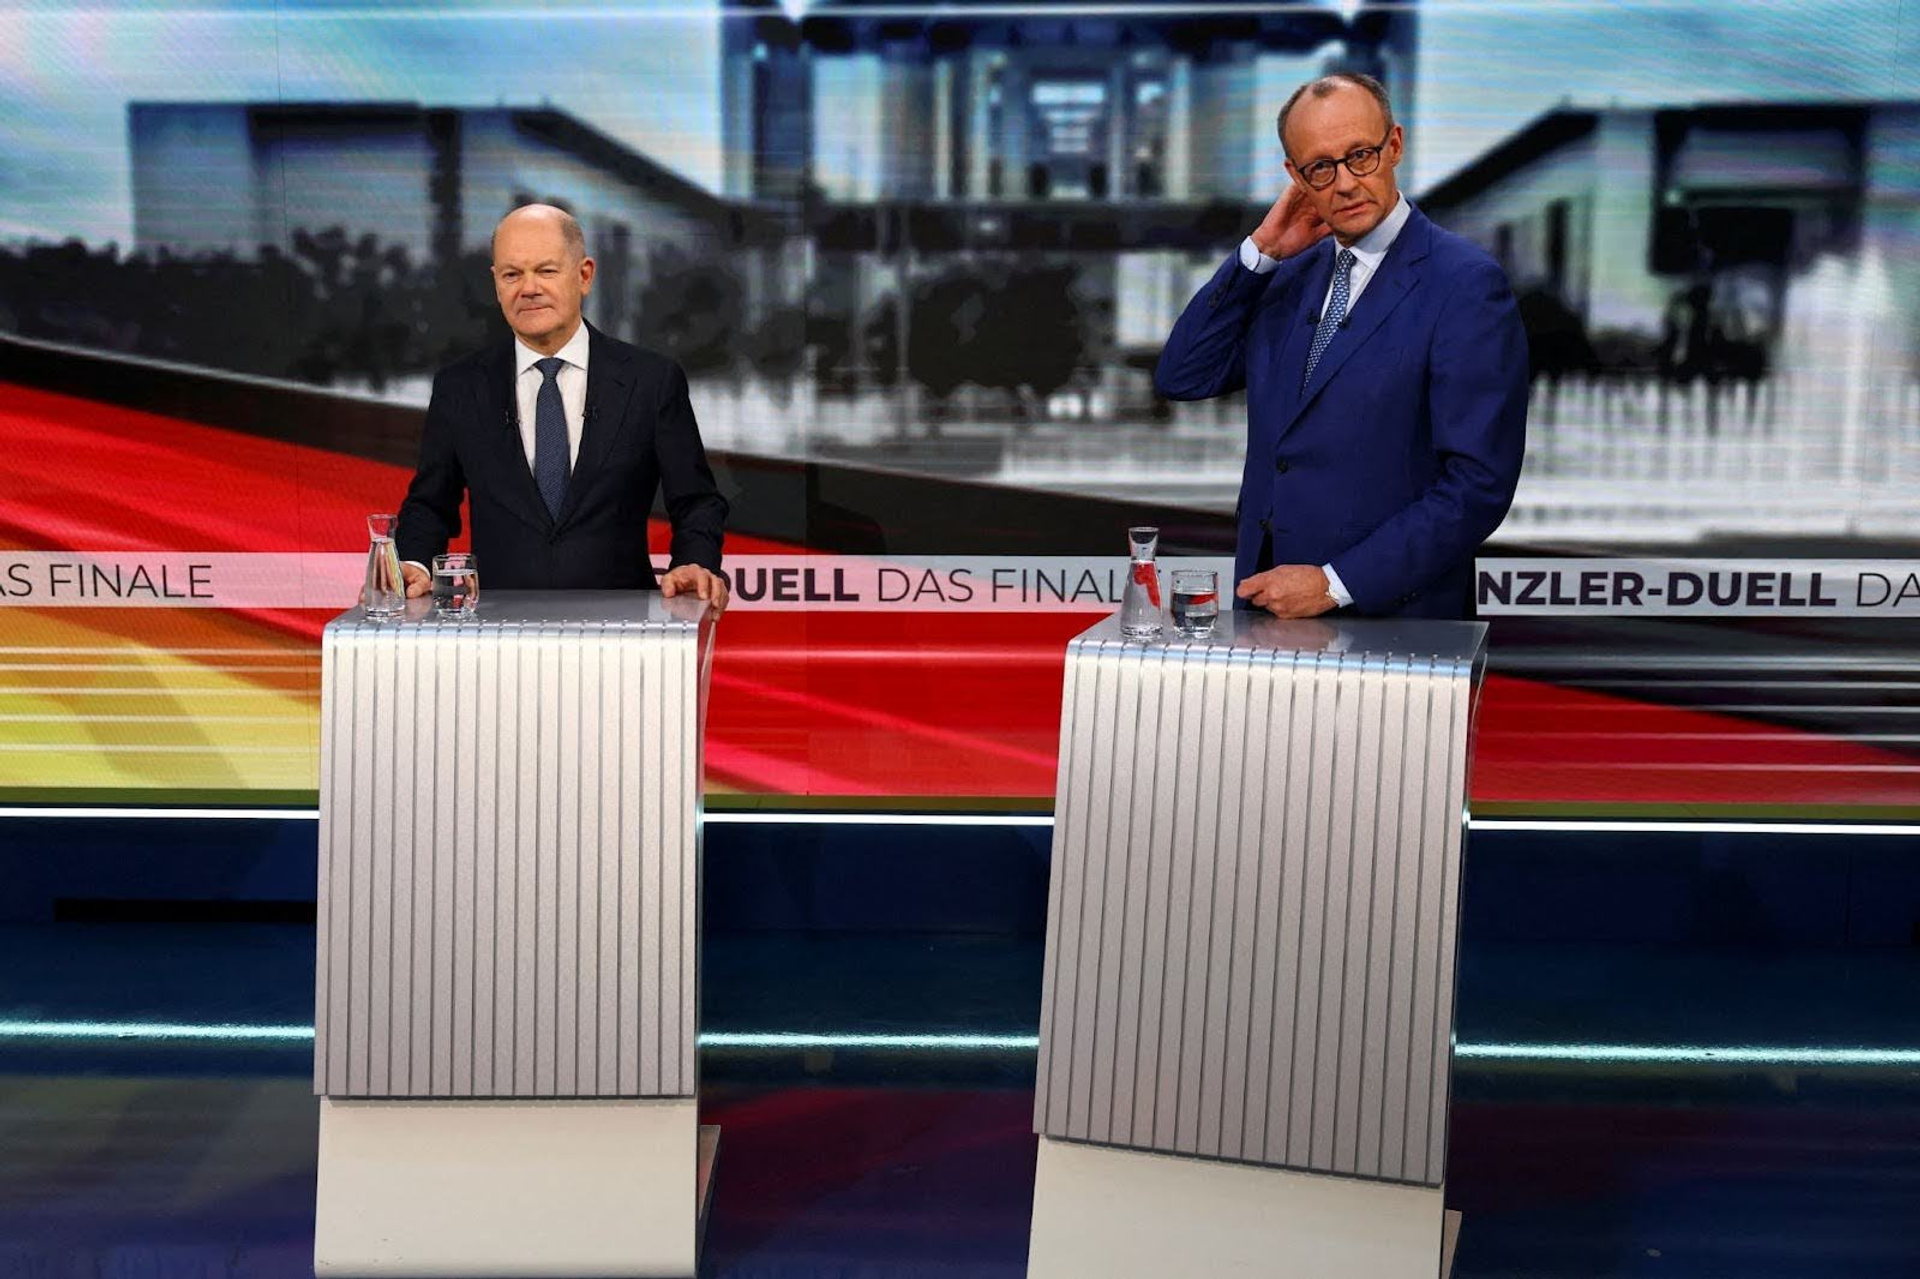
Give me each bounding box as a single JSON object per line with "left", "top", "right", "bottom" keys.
{"left": 492, "top": 203, "right": 587, "bottom": 263}
{"left": 490, "top": 203, "right": 596, "bottom": 355}
{"left": 1276, "top": 73, "right": 1394, "bottom": 157}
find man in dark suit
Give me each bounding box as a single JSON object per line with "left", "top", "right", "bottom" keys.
{"left": 396, "top": 204, "right": 730, "bottom": 611}
{"left": 1155, "top": 74, "right": 1526, "bottom": 620}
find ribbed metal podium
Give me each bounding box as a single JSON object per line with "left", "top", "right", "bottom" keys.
{"left": 1028, "top": 611, "right": 1486, "bottom": 1278}
{"left": 312, "top": 592, "right": 716, "bottom": 1279}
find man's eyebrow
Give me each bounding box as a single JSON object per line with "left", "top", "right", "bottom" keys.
{"left": 1307, "top": 140, "right": 1375, "bottom": 163}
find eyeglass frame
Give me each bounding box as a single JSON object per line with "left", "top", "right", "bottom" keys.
{"left": 1289, "top": 127, "right": 1396, "bottom": 190}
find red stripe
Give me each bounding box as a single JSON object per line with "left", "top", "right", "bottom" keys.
{"left": 2, "top": 381, "right": 1913, "bottom": 809}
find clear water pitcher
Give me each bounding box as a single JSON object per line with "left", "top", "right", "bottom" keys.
{"left": 364, "top": 513, "right": 405, "bottom": 617}
{"left": 1119, "top": 525, "right": 1163, "bottom": 640}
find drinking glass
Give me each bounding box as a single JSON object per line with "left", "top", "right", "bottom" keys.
{"left": 432, "top": 552, "right": 479, "bottom": 616}
{"left": 1171, "top": 568, "right": 1219, "bottom": 636}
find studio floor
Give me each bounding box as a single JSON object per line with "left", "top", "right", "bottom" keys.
{"left": 4, "top": 919, "right": 1919, "bottom": 1278}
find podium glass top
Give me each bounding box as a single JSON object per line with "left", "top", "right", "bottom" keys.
{"left": 1071, "top": 610, "right": 1488, "bottom": 665}
{"left": 326, "top": 590, "right": 711, "bottom": 635}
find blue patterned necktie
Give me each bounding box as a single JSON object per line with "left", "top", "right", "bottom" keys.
{"left": 1303, "top": 248, "right": 1357, "bottom": 391}
{"left": 532, "top": 356, "right": 570, "bottom": 520}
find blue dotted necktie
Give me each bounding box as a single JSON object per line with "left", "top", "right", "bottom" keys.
{"left": 1303, "top": 248, "right": 1356, "bottom": 391}
{"left": 532, "top": 356, "right": 570, "bottom": 520}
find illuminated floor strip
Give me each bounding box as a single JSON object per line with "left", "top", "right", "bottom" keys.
{"left": 0, "top": 1019, "right": 318, "bottom": 1042}
{"left": 0, "top": 807, "right": 320, "bottom": 820}
{"left": 2, "top": 1020, "right": 1916, "bottom": 1068}
{"left": 1470, "top": 819, "right": 1920, "bottom": 837}
{"left": 1455, "top": 1042, "right": 1920, "bottom": 1068}
{"left": 1, "top": 809, "right": 1917, "bottom": 837}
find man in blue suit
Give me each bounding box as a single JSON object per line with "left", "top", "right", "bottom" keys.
{"left": 1156, "top": 74, "right": 1527, "bottom": 620}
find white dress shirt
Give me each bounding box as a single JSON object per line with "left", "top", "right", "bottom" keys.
{"left": 1235, "top": 194, "right": 1414, "bottom": 608}
{"left": 513, "top": 321, "right": 591, "bottom": 471}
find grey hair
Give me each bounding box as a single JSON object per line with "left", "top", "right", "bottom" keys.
{"left": 1276, "top": 73, "right": 1395, "bottom": 156}
{"left": 492, "top": 203, "right": 588, "bottom": 262}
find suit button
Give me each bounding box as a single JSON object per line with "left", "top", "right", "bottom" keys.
{"left": 1274, "top": 459, "right": 1290, "bottom": 474}
{"left": 1258, "top": 517, "right": 1271, "bottom": 532}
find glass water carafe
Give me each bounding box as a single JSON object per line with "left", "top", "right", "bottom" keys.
{"left": 1120, "top": 525, "right": 1163, "bottom": 639}
{"left": 364, "top": 513, "right": 405, "bottom": 617}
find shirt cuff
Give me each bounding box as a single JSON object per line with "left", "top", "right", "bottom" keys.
{"left": 1239, "top": 235, "right": 1283, "bottom": 275}
{"left": 1321, "top": 563, "right": 1354, "bottom": 608}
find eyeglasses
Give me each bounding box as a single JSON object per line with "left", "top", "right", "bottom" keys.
{"left": 1292, "top": 129, "right": 1393, "bottom": 190}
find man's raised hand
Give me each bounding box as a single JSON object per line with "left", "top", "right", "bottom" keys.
{"left": 1249, "top": 183, "right": 1331, "bottom": 262}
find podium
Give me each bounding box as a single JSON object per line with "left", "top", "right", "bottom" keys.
{"left": 312, "top": 592, "right": 717, "bottom": 1278}
{"left": 1027, "top": 611, "right": 1486, "bottom": 1278}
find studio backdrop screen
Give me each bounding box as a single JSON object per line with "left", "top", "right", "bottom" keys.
{"left": 1, "top": 1, "right": 1916, "bottom": 804}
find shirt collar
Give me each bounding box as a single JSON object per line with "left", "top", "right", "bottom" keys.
{"left": 1340, "top": 194, "right": 1412, "bottom": 269}
{"left": 515, "top": 321, "right": 591, "bottom": 377}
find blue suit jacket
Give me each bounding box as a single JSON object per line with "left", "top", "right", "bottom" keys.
{"left": 1155, "top": 204, "right": 1527, "bottom": 618}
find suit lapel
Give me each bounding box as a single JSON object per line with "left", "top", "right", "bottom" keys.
{"left": 554, "top": 323, "right": 637, "bottom": 531}
{"left": 1278, "top": 207, "right": 1432, "bottom": 439}
{"left": 481, "top": 340, "right": 555, "bottom": 534}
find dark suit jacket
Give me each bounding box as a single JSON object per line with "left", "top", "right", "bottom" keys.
{"left": 397, "top": 324, "right": 727, "bottom": 589}
{"left": 1155, "top": 204, "right": 1527, "bottom": 619}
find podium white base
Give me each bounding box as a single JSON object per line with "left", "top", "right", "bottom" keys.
{"left": 1027, "top": 1135, "right": 1454, "bottom": 1279}
{"left": 315, "top": 1096, "right": 710, "bottom": 1278}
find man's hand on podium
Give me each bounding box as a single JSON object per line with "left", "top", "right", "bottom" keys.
{"left": 660, "top": 563, "right": 729, "bottom": 616}
{"left": 1236, "top": 564, "right": 1337, "bottom": 619}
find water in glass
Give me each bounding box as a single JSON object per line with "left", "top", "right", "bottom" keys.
{"left": 432, "top": 552, "right": 478, "bottom": 616}
{"left": 1171, "top": 569, "right": 1219, "bottom": 636}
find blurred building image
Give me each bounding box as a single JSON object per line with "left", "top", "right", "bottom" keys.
{"left": 1420, "top": 101, "right": 1920, "bottom": 382}
{"left": 82, "top": 5, "right": 1920, "bottom": 542}
{"left": 130, "top": 101, "right": 796, "bottom": 349}
{"left": 1418, "top": 101, "right": 1920, "bottom": 545}
{"left": 714, "top": 0, "right": 1413, "bottom": 471}
{"left": 722, "top": 0, "right": 1416, "bottom": 205}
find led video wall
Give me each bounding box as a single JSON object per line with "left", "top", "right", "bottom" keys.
{"left": 1, "top": 1, "right": 1916, "bottom": 802}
